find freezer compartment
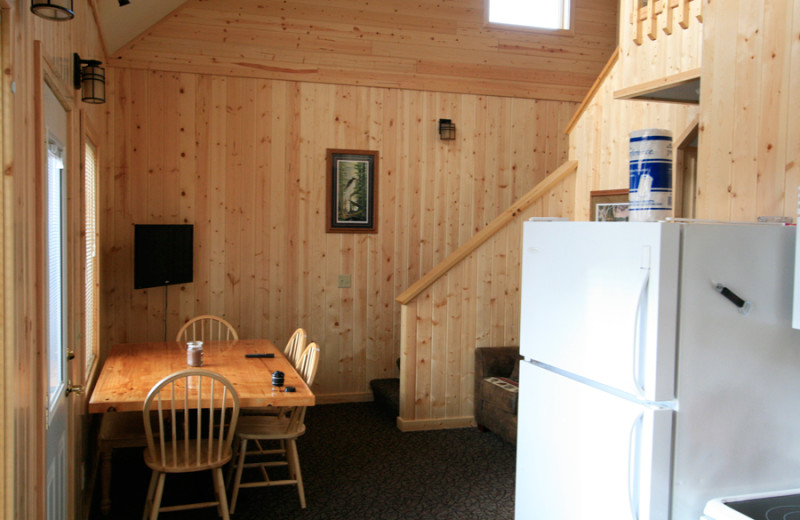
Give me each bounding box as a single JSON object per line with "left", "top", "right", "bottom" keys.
{"left": 520, "top": 221, "right": 680, "bottom": 402}
{"left": 515, "top": 362, "right": 673, "bottom": 520}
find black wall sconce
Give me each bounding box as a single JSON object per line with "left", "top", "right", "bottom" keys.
{"left": 30, "top": 0, "right": 74, "bottom": 21}
{"left": 439, "top": 119, "right": 456, "bottom": 141}
{"left": 74, "top": 54, "right": 106, "bottom": 104}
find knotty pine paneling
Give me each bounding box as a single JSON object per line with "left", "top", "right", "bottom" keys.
{"left": 566, "top": 0, "right": 702, "bottom": 220}
{"left": 697, "top": 0, "right": 800, "bottom": 221}
{"left": 103, "top": 68, "right": 576, "bottom": 400}
{"left": 109, "top": 0, "right": 618, "bottom": 103}
{"left": 6, "top": 2, "right": 108, "bottom": 519}
{"left": 398, "top": 172, "right": 576, "bottom": 429}
{"left": 619, "top": 0, "right": 703, "bottom": 88}
{"left": 568, "top": 60, "right": 700, "bottom": 220}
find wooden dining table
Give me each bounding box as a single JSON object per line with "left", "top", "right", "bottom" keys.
{"left": 89, "top": 339, "right": 315, "bottom": 413}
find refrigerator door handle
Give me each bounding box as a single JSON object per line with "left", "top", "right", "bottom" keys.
{"left": 628, "top": 412, "right": 644, "bottom": 520}
{"left": 632, "top": 269, "right": 650, "bottom": 397}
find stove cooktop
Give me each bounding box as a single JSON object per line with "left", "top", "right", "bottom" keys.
{"left": 704, "top": 489, "right": 800, "bottom": 520}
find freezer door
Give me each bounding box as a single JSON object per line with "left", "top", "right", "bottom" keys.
{"left": 515, "top": 362, "right": 673, "bottom": 520}
{"left": 520, "top": 221, "right": 680, "bottom": 402}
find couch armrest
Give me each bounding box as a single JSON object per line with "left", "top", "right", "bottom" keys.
{"left": 474, "top": 346, "right": 520, "bottom": 423}
{"left": 475, "top": 346, "right": 520, "bottom": 380}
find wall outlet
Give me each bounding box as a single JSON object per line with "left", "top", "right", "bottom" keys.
{"left": 337, "top": 274, "right": 351, "bottom": 288}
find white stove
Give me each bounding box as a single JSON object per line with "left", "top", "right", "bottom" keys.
{"left": 704, "top": 489, "right": 800, "bottom": 519}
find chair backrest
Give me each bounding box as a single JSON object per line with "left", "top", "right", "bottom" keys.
{"left": 176, "top": 315, "right": 239, "bottom": 342}
{"left": 296, "top": 342, "right": 320, "bottom": 387}
{"left": 142, "top": 369, "right": 240, "bottom": 470}
{"left": 283, "top": 328, "right": 307, "bottom": 367}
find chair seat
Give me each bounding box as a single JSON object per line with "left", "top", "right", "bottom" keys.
{"left": 144, "top": 440, "right": 234, "bottom": 473}
{"left": 235, "top": 415, "right": 306, "bottom": 440}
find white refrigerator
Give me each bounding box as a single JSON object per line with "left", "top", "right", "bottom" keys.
{"left": 514, "top": 220, "right": 800, "bottom": 520}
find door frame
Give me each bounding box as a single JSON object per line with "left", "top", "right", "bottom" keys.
{"left": 0, "top": 3, "right": 13, "bottom": 519}
{"left": 34, "top": 41, "right": 79, "bottom": 520}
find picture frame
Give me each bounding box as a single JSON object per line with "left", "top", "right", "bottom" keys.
{"left": 590, "top": 189, "right": 629, "bottom": 222}
{"left": 326, "top": 149, "right": 379, "bottom": 233}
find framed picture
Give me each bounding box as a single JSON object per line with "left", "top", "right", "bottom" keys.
{"left": 326, "top": 149, "right": 379, "bottom": 233}
{"left": 590, "top": 189, "right": 629, "bottom": 222}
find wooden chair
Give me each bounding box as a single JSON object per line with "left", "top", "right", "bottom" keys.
{"left": 98, "top": 315, "right": 238, "bottom": 514}
{"left": 296, "top": 342, "right": 320, "bottom": 387}
{"left": 142, "top": 369, "right": 240, "bottom": 520}
{"left": 228, "top": 343, "right": 320, "bottom": 512}
{"left": 283, "top": 327, "right": 307, "bottom": 367}
{"left": 242, "top": 328, "right": 308, "bottom": 418}
{"left": 175, "top": 315, "right": 239, "bottom": 342}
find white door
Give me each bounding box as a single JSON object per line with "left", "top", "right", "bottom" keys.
{"left": 44, "top": 82, "right": 68, "bottom": 520}
{"left": 514, "top": 362, "right": 673, "bottom": 520}
{"left": 519, "top": 221, "right": 680, "bottom": 402}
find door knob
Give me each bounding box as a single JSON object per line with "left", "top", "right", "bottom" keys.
{"left": 65, "top": 380, "right": 84, "bottom": 396}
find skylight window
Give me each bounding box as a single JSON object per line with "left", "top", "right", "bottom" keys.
{"left": 487, "top": 0, "right": 571, "bottom": 31}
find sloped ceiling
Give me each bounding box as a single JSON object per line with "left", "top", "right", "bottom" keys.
{"left": 96, "top": 0, "right": 188, "bottom": 54}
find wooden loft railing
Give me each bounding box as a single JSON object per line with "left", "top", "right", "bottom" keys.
{"left": 632, "top": 0, "right": 702, "bottom": 45}
{"left": 395, "top": 160, "right": 578, "bottom": 306}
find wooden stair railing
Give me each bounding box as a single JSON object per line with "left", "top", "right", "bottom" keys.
{"left": 395, "top": 160, "right": 578, "bottom": 306}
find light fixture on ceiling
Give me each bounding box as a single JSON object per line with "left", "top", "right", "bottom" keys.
{"left": 73, "top": 54, "right": 106, "bottom": 104}
{"left": 438, "top": 119, "right": 456, "bottom": 141}
{"left": 30, "top": 0, "right": 74, "bottom": 21}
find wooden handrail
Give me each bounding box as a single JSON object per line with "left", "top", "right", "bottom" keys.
{"left": 396, "top": 160, "right": 578, "bottom": 305}
{"left": 564, "top": 48, "right": 619, "bottom": 135}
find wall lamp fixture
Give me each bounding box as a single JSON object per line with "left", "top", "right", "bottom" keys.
{"left": 30, "top": 0, "right": 74, "bottom": 21}
{"left": 439, "top": 119, "right": 456, "bottom": 141}
{"left": 74, "top": 54, "right": 106, "bottom": 104}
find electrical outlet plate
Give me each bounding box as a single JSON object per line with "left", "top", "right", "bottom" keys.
{"left": 338, "top": 274, "right": 351, "bottom": 288}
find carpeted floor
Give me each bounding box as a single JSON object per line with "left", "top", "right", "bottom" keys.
{"left": 91, "top": 402, "right": 516, "bottom": 520}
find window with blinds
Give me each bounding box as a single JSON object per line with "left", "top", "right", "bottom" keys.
{"left": 46, "top": 135, "right": 66, "bottom": 407}
{"left": 84, "top": 138, "right": 98, "bottom": 375}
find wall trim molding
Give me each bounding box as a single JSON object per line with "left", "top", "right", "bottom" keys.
{"left": 396, "top": 416, "right": 476, "bottom": 432}
{"left": 314, "top": 392, "right": 374, "bottom": 405}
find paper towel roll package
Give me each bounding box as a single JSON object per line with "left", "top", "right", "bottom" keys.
{"left": 629, "top": 128, "right": 673, "bottom": 222}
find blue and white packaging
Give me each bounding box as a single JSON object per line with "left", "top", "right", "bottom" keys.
{"left": 629, "top": 128, "right": 673, "bottom": 222}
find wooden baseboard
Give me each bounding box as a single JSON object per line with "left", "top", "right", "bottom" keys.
{"left": 396, "top": 416, "right": 476, "bottom": 432}
{"left": 313, "top": 391, "right": 374, "bottom": 405}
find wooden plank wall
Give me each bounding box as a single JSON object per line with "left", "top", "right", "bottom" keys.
{"left": 397, "top": 172, "right": 576, "bottom": 430}
{"left": 3, "top": 2, "right": 108, "bottom": 519}
{"left": 697, "top": 0, "right": 800, "bottom": 221}
{"left": 109, "top": 0, "right": 618, "bottom": 103}
{"left": 619, "top": 0, "right": 703, "bottom": 86}
{"left": 569, "top": 65, "right": 700, "bottom": 219}
{"left": 103, "top": 69, "right": 578, "bottom": 402}
{"left": 569, "top": 0, "right": 702, "bottom": 219}
{"left": 396, "top": 0, "right": 701, "bottom": 428}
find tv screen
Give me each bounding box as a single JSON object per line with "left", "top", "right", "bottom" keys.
{"left": 134, "top": 224, "right": 193, "bottom": 289}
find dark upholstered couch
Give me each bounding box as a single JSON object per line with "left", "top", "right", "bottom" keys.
{"left": 474, "top": 346, "right": 520, "bottom": 444}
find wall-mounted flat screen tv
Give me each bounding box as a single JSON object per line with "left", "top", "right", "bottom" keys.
{"left": 134, "top": 224, "right": 193, "bottom": 289}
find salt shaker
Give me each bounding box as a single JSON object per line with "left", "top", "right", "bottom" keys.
{"left": 187, "top": 341, "right": 204, "bottom": 366}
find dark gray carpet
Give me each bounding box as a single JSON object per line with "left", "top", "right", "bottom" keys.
{"left": 91, "top": 402, "right": 516, "bottom": 519}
